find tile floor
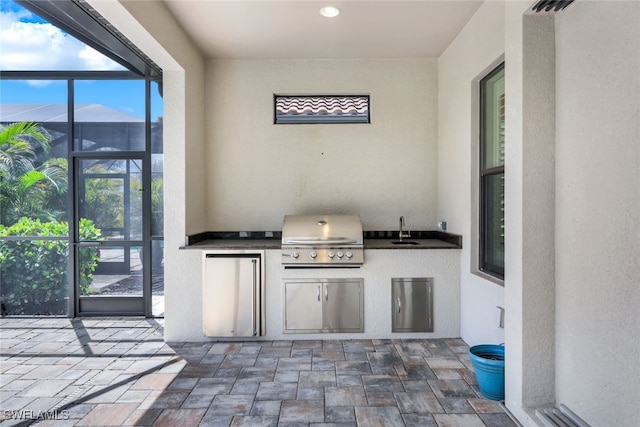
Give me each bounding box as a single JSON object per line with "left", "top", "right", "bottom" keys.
{"left": 0, "top": 318, "right": 517, "bottom": 426}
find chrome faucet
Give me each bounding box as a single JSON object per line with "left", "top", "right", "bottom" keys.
{"left": 399, "top": 216, "right": 411, "bottom": 241}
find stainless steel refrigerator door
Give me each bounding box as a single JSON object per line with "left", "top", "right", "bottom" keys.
{"left": 203, "top": 254, "right": 260, "bottom": 337}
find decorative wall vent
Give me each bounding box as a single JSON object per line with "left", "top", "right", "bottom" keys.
{"left": 274, "top": 95, "right": 370, "bottom": 124}
{"left": 532, "top": 0, "right": 574, "bottom": 13}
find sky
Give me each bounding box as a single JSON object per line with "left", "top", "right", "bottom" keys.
{"left": 0, "top": 0, "right": 163, "bottom": 120}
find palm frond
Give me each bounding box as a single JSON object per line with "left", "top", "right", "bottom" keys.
{"left": 39, "top": 158, "right": 69, "bottom": 193}
{"left": 0, "top": 123, "right": 51, "bottom": 173}
{"left": 19, "top": 170, "right": 48, "bottom": 189}
{"left": 0, "top": 122, "right": 51, "bottom": 151}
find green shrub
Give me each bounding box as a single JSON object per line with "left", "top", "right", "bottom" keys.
{"left": 0, "top": 217, "right": 101, "bottom": 315}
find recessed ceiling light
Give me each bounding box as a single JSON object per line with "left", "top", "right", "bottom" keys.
{"left": 319, "top": 6, "right": 340, "bottom": 18}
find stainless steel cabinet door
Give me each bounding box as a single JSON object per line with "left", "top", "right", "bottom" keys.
{"left": 392, "top": 278, "right": 433, "bottom": 332}
{"left": 284, "top": 282, "right": 323, "bottom": 331}
{"left": 284, "top": 279, "right": 364, "bottom": 333}
{"left": 323, "top": 280, "right": 363, "bottom": 332}
{"left": 203, "top": 254, "right": 260, "bottom": 337}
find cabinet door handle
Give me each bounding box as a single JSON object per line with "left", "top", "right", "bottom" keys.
{"left": 325, "top": 286, "right": 329, "bottom": 301}
{"left": 251, "top": 259, "right": 257, "bottom": 336}
{"left": 397, "top": 297, "right": 402, "bottom": 314}
{"left": 317, "top": 285, "right": 321, "bottom": 302}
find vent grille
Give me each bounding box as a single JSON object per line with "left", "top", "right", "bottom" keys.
{"left": 532, "top": 0, "right": 575, "bottom": 13}
{"left": 274, "top": 95, "right": 370, "bottom": 124}
{"left": 536, "top": 405, "right": 590, "bottom": 427}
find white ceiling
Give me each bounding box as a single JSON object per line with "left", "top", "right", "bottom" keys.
{"left": 162, "top": 0, "right": 484, "bottom": 60}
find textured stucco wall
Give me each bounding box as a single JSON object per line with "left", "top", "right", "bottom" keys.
{"left": 204, "top": 59, "right": 438, "bottom": 232}
{"left": 439, "top": 4, "right": 558, "bottom": 421}
{"left": 89, "top": 0, "right": 208, "bottom": 341}
{"left": 520, "top": 12, "right": 557, "bottom": 411}
{"left": 554, "top": 1, "right": 640, "bottom": 424}
{"left": 437, "top": 0, "right": 506, "bottom": 348}
{"left": 503, "top": 2, "right": 558, "bottom": 424}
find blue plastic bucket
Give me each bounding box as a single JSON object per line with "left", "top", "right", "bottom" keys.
{"left": 468, "top": 344, "right": 505, "bottom": 401}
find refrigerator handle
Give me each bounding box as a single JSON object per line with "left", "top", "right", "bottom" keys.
{"left": 251, "top": 259, "right": 258, "bottom": 336}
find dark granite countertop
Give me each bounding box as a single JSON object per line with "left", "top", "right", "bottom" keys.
{"left": 363, "top": 239, "right": 460, "bottom": 249}
{"left": 185, "top": 239, "right": 281, "bottom": 250}
{"left": 181, "top": 230, "right": 462, "bottom": 250}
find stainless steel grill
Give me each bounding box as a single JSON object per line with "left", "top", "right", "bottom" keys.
{"left": 281, "top": 215, "right": 364, "bottom": 267}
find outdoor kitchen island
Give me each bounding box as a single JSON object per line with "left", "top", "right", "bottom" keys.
{"left": 183, "top": 230, "right": 462, "bottom": 341}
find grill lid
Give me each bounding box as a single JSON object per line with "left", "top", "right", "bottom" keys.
{"left": 282, "top": 215, "right": 363, "bottom": 245}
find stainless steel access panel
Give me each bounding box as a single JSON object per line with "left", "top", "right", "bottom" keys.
{"left": 392, "top": 277, "right": 433, "bottom": 332}
{"left": 203, "top": 250, "right": 265, "bottom": 337}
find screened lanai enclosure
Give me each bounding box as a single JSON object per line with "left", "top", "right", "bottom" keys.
{"left": 0, "top": 0, "right": 164, "bottom": 317}
{"left": 0, "top": 93, "right": 164, "bottom": 317}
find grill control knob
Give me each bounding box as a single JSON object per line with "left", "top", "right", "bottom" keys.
{"left": 309, "top": 251, "right": 317, "bottom": 259}
{"left": 327, "top": 252, "right": 335, "bottom": 258}
{"left": 291, "top": 252, "right": 299, "bottom": 259}
{"left": 336, "top": 252, "right": 344, "bottom": 258}
{"left": 345, "top": 252, "right": 353, "bottom": 259}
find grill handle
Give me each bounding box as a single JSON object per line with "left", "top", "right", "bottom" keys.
{"left": 285, "top": 238, "right": 358, "bottom": 245}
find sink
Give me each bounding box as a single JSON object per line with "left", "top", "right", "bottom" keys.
{"left": 391, "top": 241, "right": 420, "bottom": 245}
